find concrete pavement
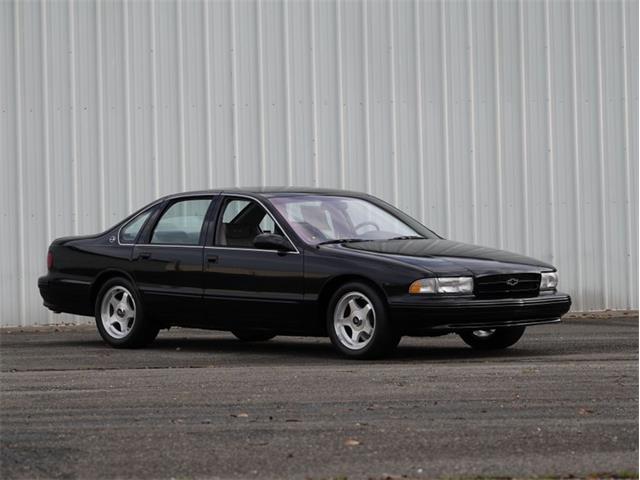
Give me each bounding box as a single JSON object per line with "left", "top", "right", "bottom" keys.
{"left": 1, "top": 317, "right": 637, "bottom": 479}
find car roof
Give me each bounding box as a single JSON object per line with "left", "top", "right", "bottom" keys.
{"left": 162, "top": 187, "right": 369, "bottom": 201}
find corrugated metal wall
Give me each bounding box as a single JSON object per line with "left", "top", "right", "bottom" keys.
{"left": 0, "top": 0, "right": 637, "bottom": 326}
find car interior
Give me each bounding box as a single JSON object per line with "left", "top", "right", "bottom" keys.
{"left": 216, "top": 199, "right": 284, "bottom": 248}
{"left": 150, "top": 199, "right": 212, "bottom": 245}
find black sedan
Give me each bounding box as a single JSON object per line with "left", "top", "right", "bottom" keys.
{"left": 39, "top": 188, "right": 571, "bottom": 358}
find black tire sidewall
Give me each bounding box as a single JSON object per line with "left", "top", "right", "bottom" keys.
{"left": 94, "top": 277, "right": 156, "bottom": 348}
{"left": 326, "top": 282, "right": 397, "bottom": 359}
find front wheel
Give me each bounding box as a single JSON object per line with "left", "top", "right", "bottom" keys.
{"left": 458, "top": 326, "right": 526, "bottom": 350}
{"left": 95, "top": 277, "right": 159, "bottom": 348}
{"left": 327, "top": 282, "right": 400, "bottom": 359}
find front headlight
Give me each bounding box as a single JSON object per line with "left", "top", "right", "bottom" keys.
{"left": 540, "top": 271, "right": 558, "bottom": 291}
{"left": 409, "top": 277, "right": 474, "bottom": 295}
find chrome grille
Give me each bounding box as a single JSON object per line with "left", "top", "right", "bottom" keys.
{"left": 474, "top": 273, "right": 541, "bottom": 298}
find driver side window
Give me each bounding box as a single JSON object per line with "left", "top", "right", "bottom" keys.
{"left": 215, "top": 198, "right": 284, "bottom": 248}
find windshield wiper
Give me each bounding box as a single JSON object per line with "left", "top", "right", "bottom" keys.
{"left": 317, "top": 236, "right": 424, "bottom": 246}
{"left": 388, "top": 235, "right": 425, "bottom": 240}
{"left": 316, "top": 238, "right": 371, "bottom": 246}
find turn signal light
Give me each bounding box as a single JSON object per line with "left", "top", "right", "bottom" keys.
{"left": 47, "top": 251, "right": 53, "bottom": 270}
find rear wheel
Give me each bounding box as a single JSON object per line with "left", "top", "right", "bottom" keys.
{"left": 231, "top": 330, "right": 276, "bottom": 342}
{"left": 327, "top": 282, "right": 400, "bottom": 359}
{"left": 95, "top": 277, "right": 159, "bottom": 348}
{"left": 458, "top": 326, "right": 526, "bottom": 350}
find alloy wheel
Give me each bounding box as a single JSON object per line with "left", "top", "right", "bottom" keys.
{"left": 333, "top": 291, "right": 376, "bottom": 350}
{"left": 100, "top": 285, "right": 136, "bottom": 339}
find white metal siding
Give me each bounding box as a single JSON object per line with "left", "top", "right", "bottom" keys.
{"left": 0, "top": 0, "right": 637, "bottom": 327}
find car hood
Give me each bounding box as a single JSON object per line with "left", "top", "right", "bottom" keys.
{"left": 343, "top": 238, "right": 554, "bottom": 276}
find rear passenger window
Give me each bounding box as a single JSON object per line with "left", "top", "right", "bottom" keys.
{"left": 151, "top": 199, "right": 211, "bottom": 245}
{"left": 119, "top": 211, "right": 151, "bottom": 244}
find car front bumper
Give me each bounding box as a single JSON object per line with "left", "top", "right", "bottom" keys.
{"left": 389, "top": 291, "right": 571, "bottom": 334}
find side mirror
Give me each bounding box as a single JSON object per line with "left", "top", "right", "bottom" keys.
{"left": 253, "top": 233, "right": 293, "bottom": 252}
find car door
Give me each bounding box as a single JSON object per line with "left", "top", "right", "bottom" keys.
{"left": 131, "top": 195, "right": 216, "bottom": 324}
{"left": 202, "top": 195, "right": 304, "bottom": 330}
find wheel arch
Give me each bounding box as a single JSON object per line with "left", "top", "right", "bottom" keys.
{"left": 90, "top": 269, "right": 138, "bottom": 307}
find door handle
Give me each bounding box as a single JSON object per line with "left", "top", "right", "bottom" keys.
{"left": 138, "top": 252, "right": 151, "bottom": 260}
{"left": 207, "top": 255, "right": 218, "bottom": 264}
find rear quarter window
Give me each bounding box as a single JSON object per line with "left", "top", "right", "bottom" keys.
{"left": 119, "top": 211, "right": 152, "bottom": 244}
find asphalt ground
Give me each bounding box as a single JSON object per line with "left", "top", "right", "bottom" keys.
{"left": 0, "top": 316, "right": 638, "bottom": 480}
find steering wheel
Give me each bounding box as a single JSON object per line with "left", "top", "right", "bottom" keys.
{"left": 354, "top": 221, "right": 380, "bottom": 234}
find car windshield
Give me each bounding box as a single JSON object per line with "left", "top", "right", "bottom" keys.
{"left": 270, "top": 195, "right": 430, "bottom": 245}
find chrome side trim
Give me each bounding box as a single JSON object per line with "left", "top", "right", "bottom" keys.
{"left": 204, "top": 245, "right": 300, "bottom": 255}
{"left": 57, "top": 278, "right": 92, "bottom": 285}
{"left": 133, "top": 244, "right": 204, "bottom": 249}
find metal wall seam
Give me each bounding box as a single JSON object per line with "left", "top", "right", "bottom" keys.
{"left": 518, "top": 0, "right": 530, "bottom": 256}
{"left": 149, "top": 0, "right": 159, "bottom": 197}
{"left": 492, "top": 0, "right": 504, "bottom": 250}
{"left": 466, "top": 0, "right": 478, "bottom": 244}
{"left": 68, "top": 0, "right": 78, "bottom": 234}
{"left": 440, "top": 0, "right": 452, "bottom": 238}
{"left": 388, "top": 0, "right": 398, "bottom": 206}
{"left": 68, "top": 0, "right": 79, "bottom": 325}
{"left": 203, "top": 0, "right": 213, "bottom": 188}
{"left": 361, "top": 1, "right": 372, "bottom": 194}
{"left": 413, "top": 0, "right": 425, "bottom": 222}
{"left": 569, "top": 0, "right": 584, "bottom": 311}
{"left": 309, "top": 1, "right": 319, "bottom": 187}
{"left": 121, "top": 0, "right": 132, "bottom": 213}
{"left": 40, "top": 0, "right": 52, "bottom": 323}
{"left": 229, "top": 0, "right": 239, "bottom": 187}
{"left": 282, "top": 0, "right": 293, "bottom": 186}
{"left": 620, "top": 0, "right": 634, "bottom": 309}
{"left": 335, "top": 0, "right": 345, "bottom": 190}
{"left": 543, "top": 0, "right": 556, "bottom": 266}
{"left": 13, "top": 0, "right": 26, "bottom": 326}
{"left": 256, "top": 0, "right": 266, "bottom": 187}
{"left": 176, "top": 0, "right": 186, "bottom": 191}
{"left": 594, "top": 0, "right": 609, "bottom": 309}
{"left": 95, "top": 0, "right": 105, "bottom": 229}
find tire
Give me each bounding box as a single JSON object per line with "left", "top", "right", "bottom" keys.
{"left": 458, "top": 326, "right": 526, "bottom": 350}
{"left": 231, "top": 330, "right": 276, "bottom": 342}
{"left": 326, "top": 282, "right": 400, "bottom": 359}
{"left": 94, "top": 277, "right": 159, "bottom": 348}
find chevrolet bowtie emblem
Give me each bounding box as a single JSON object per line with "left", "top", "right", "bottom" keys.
{"left": 506, "top": 278, "right": 519, "bottom": 286}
